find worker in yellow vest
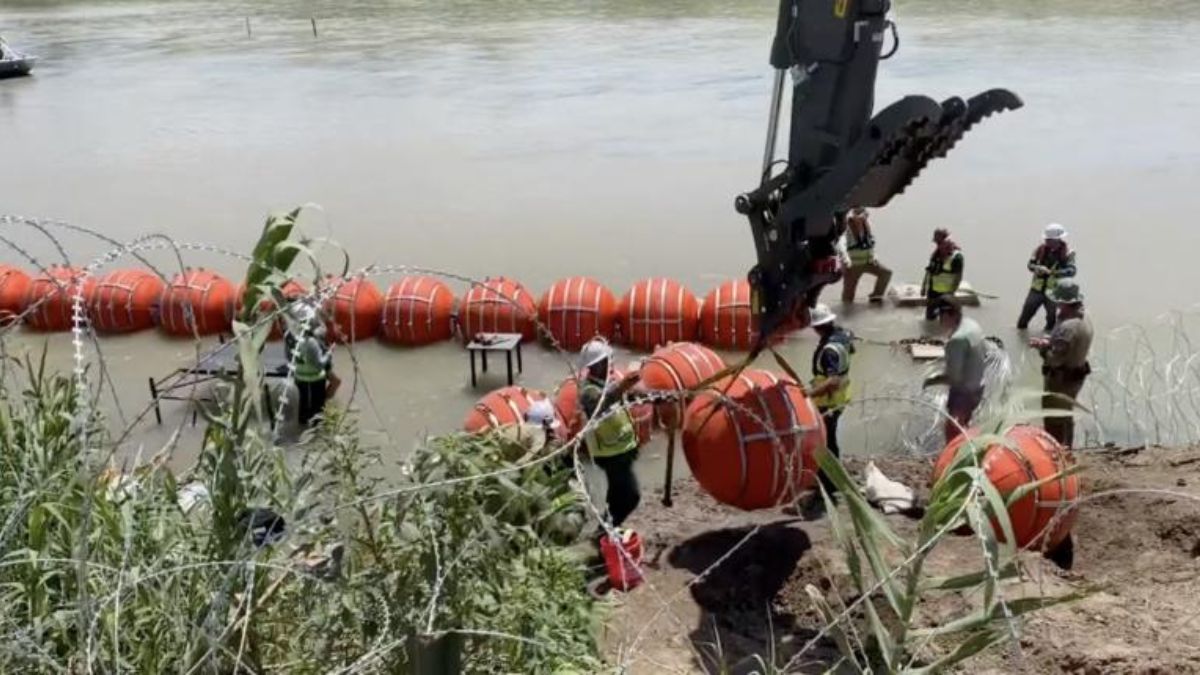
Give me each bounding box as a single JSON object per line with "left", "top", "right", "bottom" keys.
{"left": 921, "top": 228, "right": 964, "bottom": 321}
{"left": 1018, "top": 222, "right": 1077, "bottom": 332}
{"left": 577, "top": 338, "right": 643, "bottom": 527}
{"left": 840, "top": 207, "right": 893, "bottom": 304}
{"left": 808, "top": 304, "right": 854, "bottom": 498}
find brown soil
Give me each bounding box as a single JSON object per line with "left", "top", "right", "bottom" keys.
{"left": 600, "top": 447, "right": 1200, "bottom": 674}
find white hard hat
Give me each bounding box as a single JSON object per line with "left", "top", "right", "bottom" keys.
{"left": 524, "top": 399, "right": 560, "bottom": 428}
{"left": 809, "top": 303, "right": 836, "bottom": 327}
{"left": 1043, "top": 223, "right": 1068, "bottom": 241}
{"left": 578, "top": 337, "right": 613, "bottom": 370}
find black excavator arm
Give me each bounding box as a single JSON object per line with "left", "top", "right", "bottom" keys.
{"left": 740, "top": 0, "right": 1023, "bottom": 342}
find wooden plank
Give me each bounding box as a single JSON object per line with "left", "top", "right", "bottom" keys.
{"left": 889, "top": 281, "right": 981, "bottom": 308}
{"left": 908, "top": 343, "right": 945, "bottom": 361}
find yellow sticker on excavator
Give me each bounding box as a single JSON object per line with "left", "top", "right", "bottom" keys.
{"left": 834, "top": 0, "right": 849, "bottom": 18}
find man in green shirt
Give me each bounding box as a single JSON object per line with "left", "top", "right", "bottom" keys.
{"left": 924, "top": 299, "right": 986, "bottom": 443}
{"left": 1029, "top": 280, "right": 1093, "bottom": 448}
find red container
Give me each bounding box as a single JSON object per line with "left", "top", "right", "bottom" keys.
{"left": 599, "top": 529, "right": 644, "bottom": 591}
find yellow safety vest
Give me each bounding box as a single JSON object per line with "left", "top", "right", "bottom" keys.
{"left": 1030, "top": 247, "right": 1076, "bottom": 293}
{"left": 929, "top": 250, "right": 963, "bottom": 294}
{"left": 812, "top": 337, "right": 852, "bottom": 411}
{"left": 581, "top": 382, "right": 638, "bottom": 458}
{"left": 845, "top": 226, "right": 875, "bottom": 267}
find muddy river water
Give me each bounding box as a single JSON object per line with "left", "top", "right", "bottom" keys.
{"left": 3, "top": 0, "right": 1199, "bottom": 475}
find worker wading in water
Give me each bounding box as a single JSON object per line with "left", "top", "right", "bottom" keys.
{"left": 924, "top": 299, "right": 986, "bottom": 443}
{"left": 922, "top": 228, "right": 964, "bottom": 321}
{"left": 808, "top": 304, "right": 854, "bottom": 497}
{"left": 840, "top": 207, "right": 893, "bottom": 304}
{"left": 1018, "top": 222, "right": 1077, "bottom": 332}
{"left": 285, "top": 302, "right": 341, "bottom": 427}
{"left": 1029, "top": 280, "right": 1093, "bottom": 448}
{"left": 577, "top": 338, "right": 643, "bottom": 528}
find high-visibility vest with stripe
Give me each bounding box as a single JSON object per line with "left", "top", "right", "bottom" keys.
{"left": 1029, "top": 246, "right": 1076, "bottom": 292}
{"left": 581, "top": 381, "right": 638, "bottom": 458}
{"left": 929, "top": 250, "right": 963, "bottom": 294}
{"left": 287, "top": 332, "right": 326, "bottom": 383}
{"left": 845, "top": 226, "right": 876, "bottom": 267}
{"left": 811, "top": 332, "right": 853, "bottom": 410}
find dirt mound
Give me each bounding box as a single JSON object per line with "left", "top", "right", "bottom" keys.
{"left": 603, "top": 446, "right": 1200, "bottom": 674}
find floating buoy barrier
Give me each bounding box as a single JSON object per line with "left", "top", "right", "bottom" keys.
{"left": 698, "top": 278, "right": 756, "bottom": 350}
{"left": 381, "top": 275, "right": 456, "bottom": 346}
{"left": 459, "top": 277, "right": 537, "bottom": 342}
{"left": 932, "top": 424, "right": 1080, "bottom": 551}
{"left": 322, "top": 276, "right": 384, "bottom": 343}
{"left": 463, "top": 385, "right": 557, "bottom": 433}
{"left": 0, "top": 264, "right": 32, "bottom": 322}
{"left": 159, "top": 269, "right": 236, "bottom": 337}
{"left": 618, "top": 278, "right": 699, "bottom": 351}
{"left": 639, "top": 342, "right": 726, "bottom": 427}
{"left": 24, "top": 266, "right": 95, "bottom": 332}
{"left": 553, "top": 366, "right": 654, "bottom": 444}
{"left": 539, "top": 276, "right": 617, "bottom": 351}
{"left": 89, "top": 268, "right": 165, "bottom": 333}
{"left": 682, "top": 369, "right": 823, "bottom": 511}
{"left": 238, "top": 279, "right": 307, "bottom": 340}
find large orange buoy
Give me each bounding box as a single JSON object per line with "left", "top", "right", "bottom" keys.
{"left": 381, "top": 275, "right": 456, "bottom": 345}
{"left": 322, "top": 276, "right": 384, "bottom": 343}
{"left": 553, "top": 366, "right": 654, "bottom": 444}
{"left": 699, "top": 279, "right": 756, "bottom": 350}
{"left": 463, "top": 386, "right": 559, "bottom": 433}
{"left": 237, "top": 279, "right": 307, "bottom": 340}
{"left": 682, "top": 369, "right": 824, "bottom": 511}
{"left": 459, "top": 277, "right": 537, "bottom": 342}
{"left": 24, "top": 266, "right": 97, "bottom": 332}
{"left": 89, "top": 269, "right": 165, "bottom": 333}
{"left": 538, "top": 277, "right": 618, "bottom": 351}
{"left": 932, "top": 424, "right": 1080, "bottom": 551}
{"left": 159, "top": 269, "right": 236, "bottom": 336}
{"left": 0, "top": 265, "right": 32, "bottom": 323}
{"left": 639, "top": 342, "right": 726, "bottom": 427}
{"left": 618, "top": 278, "right": 700, "bottom": 351}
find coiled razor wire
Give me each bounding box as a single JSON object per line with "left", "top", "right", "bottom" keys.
{"left": 2, "top": 211, "right": 1199, "bottom": 672}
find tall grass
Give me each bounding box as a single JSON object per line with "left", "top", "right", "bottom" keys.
{"left": 0, "top": 211, "right": 601, "bottom": 673}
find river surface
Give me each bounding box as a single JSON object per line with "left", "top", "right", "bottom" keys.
{"left": 2, "top": 0, "right": 1200, "bottom": 472}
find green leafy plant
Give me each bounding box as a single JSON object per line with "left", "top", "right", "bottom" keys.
{"left": 806, "top": 431, "right": 1089, "bottom": 674}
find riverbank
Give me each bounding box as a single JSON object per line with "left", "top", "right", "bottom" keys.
{"left": 602, "top": 446, "right": 1200, "bottom": 673}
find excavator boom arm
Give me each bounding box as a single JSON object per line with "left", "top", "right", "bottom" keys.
{"left": 741, "top": 0, "right": 1022, "bottom": 341}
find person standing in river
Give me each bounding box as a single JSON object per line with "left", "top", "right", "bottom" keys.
{"left": 840, "top": 207, "right": 893, "bottom": 304}
{"left": 922, "top": 228, "right": 964, "bottom": 321}
{"left": 1030, "top": 280, "right": 1093, "bottom": 448}
{"left": 1018, "top": 223, "right": 1077, "bottom": 332}
{"left": 285, "top": 302, "right": 340, "bottom": 427}
{"left": 924, "top": 299, "right": 986, "bottom": 442}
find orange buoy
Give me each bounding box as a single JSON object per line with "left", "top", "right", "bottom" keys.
{"left": 0, "top": 265, "right": 32, "bottom": 323}
{"left": 24, "top": 266, "right": 96, "bottom": 332}
{"left": 237, "top": 279, "right": 307, "bottom": 340}
{"left": 463, "top": 385, "right": 558, "bottom": 433}
{"left": 381, "top": 275, "right": 456, "bottom": 345}
{"left": 639, "top": 342, "right": 726, "bottom": 427}
{"left": 322, "top": 276, "right": 384, "bottom": 343}
{"left": 459, "top": 277, "right": 537, "bottom": 342}
{"left": 159, "top": 269, "right": 236, "bottom": 336}
{"left": 538, "top": 277, "right": 618, "bottom": 351}
{"left": 553, "top": 366, "right": 654, "bottom": 444}
{"left": 682, "top": 369, "right": 824, "bottom": 511}
{"left": 617, "top": 278, "right": 700, "bottom": 351}
{"left": 699, "top": 279, "right": 756, "bottom": 350}
{"left": 932, "top": 424, "right": 1080, "bottom": 551}
{"left": 89, "top": 269, "right": 165, "bottom": 333}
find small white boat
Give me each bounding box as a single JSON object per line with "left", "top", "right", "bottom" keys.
{"left": 0, "top": 38, "right": 36, "bottom": 79}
